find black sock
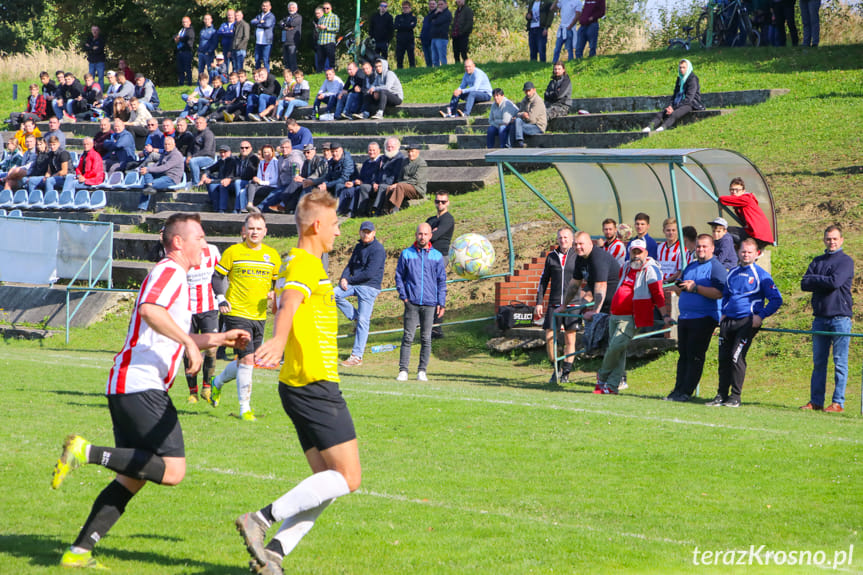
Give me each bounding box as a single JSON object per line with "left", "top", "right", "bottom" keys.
{"left": 265, "top": 538, "right": 285, "bottom": 558}
{"left": 260, "top": 504, "right": 276, "bottom": 525}
{"left": 87, "top": 446, "right": 167, "bottom": 484}
{"left": 561, "top": 362, "right": 573, "bottom": 376}
{"left": 184, "top": 355, "right": 197, "bottom": 393}
{"left": 73, "top": 480, "right": 135, "bottom": 551}
{"left": 202, "top": 353, "right": 215, "bottom": 386}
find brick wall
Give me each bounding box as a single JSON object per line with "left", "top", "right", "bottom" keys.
{"left": 494, "top": 251, "right": 550, "bottom": 311}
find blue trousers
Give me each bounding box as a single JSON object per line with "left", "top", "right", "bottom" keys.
{"left": 254, "top": 43, "right": 272, "bottom": 71}
{"left": 232, "top": 50, "right": 247, "bottom": 73}
{"left": 576, "top": 22, "right": 599, "bottom": 58}
{"left": 177, "top": 50, "right": 193, "bottom": 85}
{"left": 277, "top": 99, "right": 308, "bottom": 119}
{"left": 198, "top": 52, "right": 215, "bottom": 76}
{"left": 334, "top": 92, "right": 361, "bottom": 117}
{"left": 810, "top": 316, "right": 851, "bottom": 407}
{"left": 313, "top": 94, "right": 339, "bottom": 115}
{"left": 431, "top": 38, "right": 448, "bottom": 66}
{"left": 486, "top": 124, "right": 511, "bottom": 148}
{"left": 335, "top": 284, "right": 381, "bottom": 359}
{"left": 449, "top": 91, "right": 491, "bottom": 116}
{"left": 89, "top": 61, "right": 105, "bottom": 89}
{"left": 553, "top": 29, "right": 575, "bottom": 62}
{"left": 528, "top": 27, "right": 547, "bottom": 62}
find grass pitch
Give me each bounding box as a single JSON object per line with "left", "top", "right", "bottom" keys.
{"left": 1, "top": 329, "right": 859, "bottom": 574}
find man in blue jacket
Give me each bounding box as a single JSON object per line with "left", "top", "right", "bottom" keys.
{"left": 800, "top": 225, "right": 855, "bottom": 413}
{"left": 395, "top": 222, "right": 447, "bottom": 381}
{"left": 706, "top": 238, "right": 783, "bottom": 408}
{"left": 337, "top": 221, "right": 387, "bottom": 367}
{"left": 103, "top": 118, "right": 136, "bottom": 173}
{"left": 251, "top": 1, "right": 276, "bottom": 72}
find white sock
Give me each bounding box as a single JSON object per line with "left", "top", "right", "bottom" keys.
{"left": 213, "top": 360, "right": 237, "bottom": 389}
{"left": 271, "top": 500, "right": 331, "bottom": 556}
{"left": 237, "top": 363, "right": 254, "bottom": 413}
{"left": 270, "top": 470, "right": 350, "bottom": 523}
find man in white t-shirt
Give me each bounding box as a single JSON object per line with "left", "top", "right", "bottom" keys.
{"left": 50, "top": 213, "right": 250, "bottom": 570}
{"left": 553, "top": 0, "right": 582, "bottom": 63}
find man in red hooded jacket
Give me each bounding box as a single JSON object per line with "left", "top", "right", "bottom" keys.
{"left": 719, "top": 177, "right": 774, "bottom": 251}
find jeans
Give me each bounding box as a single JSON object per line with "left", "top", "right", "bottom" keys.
{"left": 399, "top": 301, "right": 436, "bottom": 372}
{"left": 234, "top": 179, "right": 250, "bottom": 211}
{"left": 576, "top": 21, "right": 599, "bottom": 58}
{"left": 431, "top": 38, "right": 448, "bottom": 66}
{"left": 486, "top": 124, "right": 510, "bottom": 148}
{"left": 553, "top": 28, "right": 574, "bottom": 62}
{"left": 771, "top": 0, "right": 799, "bottom": 46}
{"left": 672, "top": 316, "right": 718, "bottom": 397}
{"left": 138, "top": 174, "right": 176, "bottom": 210}
{"left": 597, "top": 314, "right": 636, "bottom": 390}
{"left": 277, "top": 99, "right": 308, "bottom": 119}
{"left": 810, "top": 315, "right": 851, "bottom": 407}
{"left": 89, "top": 61, "right": 105, "bottom": 89}
{"left": 799, "top": 0, "right": 821, "bottom": 46}
{"left": 335, "top": 284, "right": 381, "bottom": 358}
{"left": 189, "top": 156, "right": 216, "bottom": 185}
{"left": 232, "top": 50, "right": 247, "bottom": 73}
{"left": 448, "top": 90, "right": 491, "bottom": 116}
{"left": 62, "top": 174, "right": 89, "bottom": 193}
{"left": 198, "top": 52, "right": 214, "bottom": 76}
{"left": 334, "top": 92, "right": 361, "bottom": 117}
{"left": 509, "top": 118, "right": 543, "bottom": 144}
{"left": 313, "top": 94, "right": 338, "bottom": 115}
{"left": 254, "top": 43, "right": 272, "bottom": 71}
{"left": 177, "top": 50, "right": 193, "bottom": 85}
{"left": 316, "top": 43, "right": 336, "bottom": 72}
{"left": 282, "top": 44, "right": 298, "bottom": 72}
{"left": 528, "top": 27, "right": 547, "bottom": 62}
{"left": 247, "top": 93, "right": 276, "bottom": 115}
{"left": 422, "top": 41, "right": 433, "bottom": 67}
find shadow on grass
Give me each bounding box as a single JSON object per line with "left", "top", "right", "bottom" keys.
{"left": 48, "top": 389, "right": 106, "bottom": 398}
{"left": 0, "top": 533, "right": 239, "bottom": 574}
{"left": 770, "top": 165, "right": 863, "bottom": 177}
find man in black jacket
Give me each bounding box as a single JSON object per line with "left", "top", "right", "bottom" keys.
{"left": 427, "top": 191, "right": 455, "bottom": 339}
{"left": 202, "top": 144, "right": 239, "bottom": 211}
{"left": 544, "top": 61, "right": 572, "bottom": 120}
{"left": 246, "top": 67, "right": 281, "bottom": 121}
{"left": 370, "top": 1, "right": 395, "bottom": 59}
{"left": 277, "top": 143, "right": 329, "bottom": 213}
{"left": 279, "top": 2, "right": 302, "bottom": 72}
{"left": 394, "top": 2, "right": 418, "bottom": 68}
{"left": 336, "top": 221, "right": 387, "bottom": 367}
{"left": 535, "top": 227, "right": 578, "bottom": 383}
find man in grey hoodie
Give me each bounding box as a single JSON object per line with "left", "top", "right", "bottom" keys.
{"left": 487, "top": 88, "right": 518, "bottom": 148}
{"left": 363, "top": 59, "right": 403, "bottom": 120}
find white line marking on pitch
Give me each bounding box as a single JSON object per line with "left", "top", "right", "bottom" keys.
{"left": 191, "top": 464, "right": 693, "bottom": 546}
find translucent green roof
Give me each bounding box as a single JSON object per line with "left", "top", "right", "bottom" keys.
{"left": 486, "top": 148, "right": 777, "bottom": 244}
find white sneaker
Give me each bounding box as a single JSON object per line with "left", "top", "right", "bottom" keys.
{"left": 641, "top": 126, "right": 651, "bottom": 133}
{"left": 396, "top": 371, "right": 408, "bottom": 381}
{"left": 618, "top": 379, "right": 629, "bottom": 390}
{"left": 319, "top": 113, "right": 334, "bottom": 121}
{"left": 655, "top": 126, "right": 665, "bottom": 132}
{"left": 372, "top": 110, "right": 384, "bottom": 120}
{"left": 417, "top": 371, "right": 428, "bottom": 382}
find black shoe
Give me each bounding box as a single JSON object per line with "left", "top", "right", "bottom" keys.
{"left": 559, "top": 373, "right": 570, "bottom": 384}
{"left": 431, "top": 326, "right": 444, "bottom": 339}
{"left": 722, "top": 397, "right": 741, "bottom": 408}
{"left": 548, "top": 372, "right": 559, "bottom": 384}
{"left": 516, "top": 140, "right": 527, "bottom": 148}
{"left": 705, "top": 394, "right": 725, "bottom": 407}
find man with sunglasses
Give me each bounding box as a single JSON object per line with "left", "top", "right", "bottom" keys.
{"left": 316, "top": 3, "right": 340, "bottom": 72}
{"left": 427, "top": 191, "right": 454, "bottom": 339}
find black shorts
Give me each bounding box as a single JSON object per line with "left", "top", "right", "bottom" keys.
{"left": 191, "top": 309, "right": 219, "bottom": 334}
{"left": 108, "top": 389, "right": 185, "bottom": 458}
{"left": 223, "top": 315, "right": 265, "bottom": 358}
{"left": 279, "top": 381, "right": 356, "bottom": 453}
{"left": 542, "top": 305, "right": 580, "bottom": 331}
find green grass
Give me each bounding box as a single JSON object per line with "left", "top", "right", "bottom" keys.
{"left": 0, "top": 330, "right": 860, "bottom": 574}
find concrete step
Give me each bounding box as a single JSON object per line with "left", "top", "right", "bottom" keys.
{"left": 456, "top": 131, "right": 648, "bottom": 149}
{"left": 112, "top": 260, "right": 152, "bottom": 285}
{"left": 463, "top": 109, "right": 728, "bottom": 133}
{"left": 19, "top": 210, "right": 147, "bottom": 230}
{"left": 209, "top": 115, "right": 469, "bottom": 136}
{"left": 113, "top": 232, "right": 241, "bottom": 261}
{"left": 143, "top": 211, "right": 297, "bottom": 237}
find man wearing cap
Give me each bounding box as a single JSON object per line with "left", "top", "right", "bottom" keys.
{"left": 709, "top": 216, "right": 737, "bottom": 270}
{"left": 275, "top": 143, "right": 328, "bottom": 213}
{"left": 663, "top": 234, "right": 727, "bottom": 402}
{"left": 595, "top": 238, "right": 666, "bottom": 394}
{"left": 370, "top": 1, "right": 395, "bottom": 59}
{"left": 509, "top": 82, "right": 547, "bottom": 148}
{"left": 384, "top": 143, "right": 427, "bottom": 213}
{"left": 336, "top": 222, "right": 387, "bottom": 367}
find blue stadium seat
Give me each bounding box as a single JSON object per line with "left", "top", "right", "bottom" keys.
{"left": 88, "top": 189, "right": 107, "bottom": 210}
{"left": 26, "top": 189, "right": 44, "bottom": 209}
{"left": 0, "top": 189, "right": 14, "bottom": 208}
{"left": 0, "top": 209, "right": 6, "bottom": 217}
{"left": 56, "top": 189, "right": 75, "bottom": 209}
{"left": 73, "top": 190, "right": 91, "bottom": 210}
{"left": 68, "top": 151, "right": 79, "bottom": 167}
{"left": 102, "top": 171, "right": 125, "bottom": 189}
{"left": 42, "top": 189, "right": 60, "bottom": 209}
{"left": 120, "top": 171, "right": 142, "bottom": 189}
{"left": 8, "top": 209, "right": 23, "bottom": 217}
{"left": 12, "top": 189, "right": 28, "bottom": 208}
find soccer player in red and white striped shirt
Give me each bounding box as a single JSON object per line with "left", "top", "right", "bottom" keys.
{"left": 657, "top": 217, "right": 683, "bottom": 283}
{"left": 600, "top": 218, "right": 626, "bottom": 268}
{"left": 51, "top": 214, "right": 250, "bottom": 570}
{"left": 184, "top": 242, "right": 222, "bottom": 403}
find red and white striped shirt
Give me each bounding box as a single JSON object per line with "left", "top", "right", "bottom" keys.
{"left": 604, "top": 238, "right": 626, "bottom": 267}
{"left": 657, "top": 240, "right": 682, "bottom": 282}
{"left": 106, "top": 259, "right": 191, "bottom": 395}
{"left": 188, "top": 243, "right": 221, "bottom": 314}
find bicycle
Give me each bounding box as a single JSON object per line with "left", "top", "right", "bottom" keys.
{"left": 696, "top": 0, "right": 760, "bottom": 48}
{"left": 667, "top": 26, "right": 698, "bottom": 50}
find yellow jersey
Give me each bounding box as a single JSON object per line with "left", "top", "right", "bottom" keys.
{"left": 275, "top": 248, "right": 340, "bottom": 387}
{"left": 216, "top": 242, "right": 281, "bottom": 321}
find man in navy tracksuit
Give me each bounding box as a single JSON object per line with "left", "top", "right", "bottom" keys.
{"left": 706, "top": 238, "right": 783, "bottom": 408}
{"left": 395, "top": 222, "right": 447, "bottom": 382}
{"left": 800, "top": 225, "right": 855, "bottom": 413}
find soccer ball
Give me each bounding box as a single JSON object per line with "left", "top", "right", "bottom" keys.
{"left": 617, "top": 223, "right": 633, "bottom": 242}
{"left": 449, "top": 233, "right": 495, "bottom": 279}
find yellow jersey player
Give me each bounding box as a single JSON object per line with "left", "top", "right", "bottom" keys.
{"left": 235, "top": 189, "right": 361, "bottom": 575}
{"left": 209, "top": 213, "right": 281, "bottom": 420}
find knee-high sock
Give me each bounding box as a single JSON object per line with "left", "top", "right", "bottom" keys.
{"left": 268, "top": 500, "right": 331, "bottom": 557}
{"left": 202, "top": 350, "right": 216, "bottom": 385}
{"left": 266, "top": 470, "right": 350, "bottom": 524}
{"left": 213, "top": 359, "right": 238, "bottom": 389}
{"left": 184, "top": 355, "right": 198, "bottom": 393}
{"left": 237, "top": 363, "right": 254, "bottom": 413}
{"left": 72, "top": 480, "right": 135, "bottom": 551}
{"left": 87, "top": 445, "right": 167, "bottom": 483}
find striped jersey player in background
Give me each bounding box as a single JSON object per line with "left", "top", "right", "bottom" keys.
{"left": 50, "top": 213, "right": 250, "bottom": 570}
{"left": 185, "top": 241, "right": 222, "bottom": 403}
